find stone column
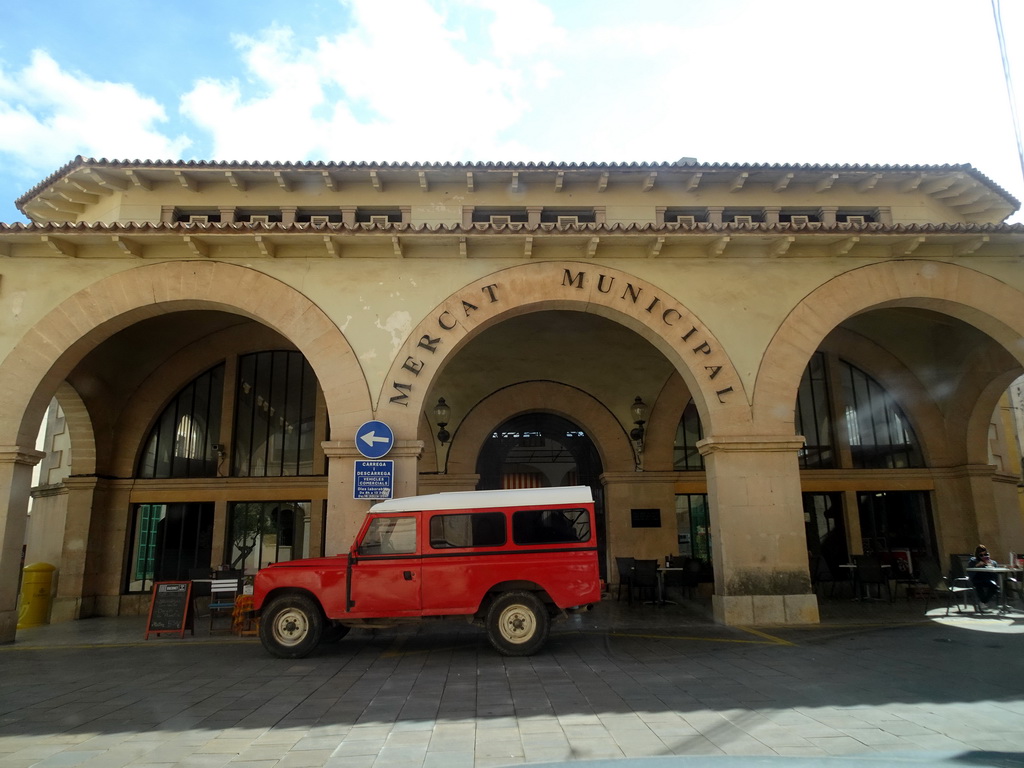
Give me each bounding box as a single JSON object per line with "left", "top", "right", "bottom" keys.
{"left": 699, "top": 435, "right": 819, "bottom": 626}
{"left": 322, "top": 439, "right": 424, "bottom": 556}
{"left": 50, "top": 476, "right": 98, "bottom": 623}
{"left": 0, "top": 447, "right": 46, "bottom": 642}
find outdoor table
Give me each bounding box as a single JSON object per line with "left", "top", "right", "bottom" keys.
{"left": 838, "top": 562, "right": 891, "bottom": 600}
{"left": 966, "top": 566, "right": 1022, "bottom": 614}
{"left": 655, "top": 567, "right": 684, "bottom": 605}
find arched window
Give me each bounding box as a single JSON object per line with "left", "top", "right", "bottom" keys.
{"left": 794, "top": 354, "right": 923, "bottom": 469}
{"left": 673, "top": 398, "right": 705, "bottom": 470}
{"left": 795, "top": 352, "right": 835, "bottom": 469}
{"left": 137, "top": 365, "right": 224, "bottom": 478}
{"left": 841, "top": 361, "right": 923, "bottom": 469}
{"left": 233, "top": 351, "right": 318, "bottom": 477}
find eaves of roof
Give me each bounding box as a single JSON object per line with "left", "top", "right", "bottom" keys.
{"left": 15, "top": 156, "right": 1021, "bottom": 215}
{"left": 2, "top": 220, "right": 1023, "bottom": 236}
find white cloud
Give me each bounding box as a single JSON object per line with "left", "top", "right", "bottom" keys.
{"left": 178, "top": 0, "right": 565, "bottom": 162}
{"left": 0, "top": 50, "right": 190, "bottom": 173}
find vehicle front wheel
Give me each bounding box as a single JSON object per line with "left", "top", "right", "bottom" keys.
{"left": 259, "top": 594, "right": 324, "bottom": 658}
{"left": 485, "top": 591, "right": 550, "bottom": 656}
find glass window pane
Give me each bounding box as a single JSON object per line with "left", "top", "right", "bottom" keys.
{"left": 233, "top": 351, "right": 318, "bottom": 478}
{"left": 137, "top": 366, "right": 223, "bottom": 479}
{"left": 512, "top": 508, "right": 591, "bottom": 544}
{"left": 429, "top": 512, "right": 507, "bottom": 548}
{"left": 841, "top": 361, "right": 923, "bottom": 469}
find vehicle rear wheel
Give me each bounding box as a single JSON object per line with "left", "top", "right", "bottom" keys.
{"left": 259, "top": 594, "right": 324, "bottom": 658}
{"left": 485, "top": 591, "right": 549, "bottom": 656}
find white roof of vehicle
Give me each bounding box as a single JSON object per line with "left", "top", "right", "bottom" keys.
{"left": 368, "top": 485, "right": 594, "bottom": 513}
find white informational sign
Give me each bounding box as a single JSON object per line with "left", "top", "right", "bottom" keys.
{"left": 354, "top": 460, "right": 394, "bottom": 499}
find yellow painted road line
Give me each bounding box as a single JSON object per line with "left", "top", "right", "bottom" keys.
{"left": 596, "top": 630, "right": 783, "bottom": 646}
{"left": 0, "top": 638, "right": 248, "bottom": 652}
{"left": 733, "top": 626, "right": 795, "bottom": 646}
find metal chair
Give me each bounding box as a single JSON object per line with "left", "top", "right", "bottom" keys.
{"left": 188, "top": 567, "right": 212, "bottom": 618}
{"left": 630, "top": 559, "right": 659, "bottom": 604}
{"left": 615, "top": 557, "right": 635, "bottom": 602}
{"left": 208, "top": 578, "right": 240, "bottom": 632}
{"left": 947, "top": 554, "right": 982, "bottom": 614}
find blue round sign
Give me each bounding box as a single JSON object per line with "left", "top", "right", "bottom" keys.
{"left": 355, "top": 420, "right": 394, "bottom": 459}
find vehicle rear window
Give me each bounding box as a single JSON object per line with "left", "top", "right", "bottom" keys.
{"left": 430, "top": 512, "right": 506, "bottom": 549}
{"left": 512, "top": 507, "right": 591, "bottom": 545}
{"left": 358, "top": 516, "right": 417, "bottom": 555}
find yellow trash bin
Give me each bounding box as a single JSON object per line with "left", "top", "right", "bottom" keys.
{"left": 17, "top": 562, "right": 56, "bottom": 629}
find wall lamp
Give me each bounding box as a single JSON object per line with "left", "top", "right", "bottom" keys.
{"left": 432, "top": 397, "right": 451, "bottom": 444}
{"left": 629, "top": 396, "right": 649, "bottom": 446}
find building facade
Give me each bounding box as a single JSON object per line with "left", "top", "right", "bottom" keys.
{"left": 1, "top": 157, "right": 1023, "bottom": 642}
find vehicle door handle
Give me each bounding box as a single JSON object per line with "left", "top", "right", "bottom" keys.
{"left": 403, "top": 571, "right": 413, "bottom": 581}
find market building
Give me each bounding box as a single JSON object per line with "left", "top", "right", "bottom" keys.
{"left": 2, "top": 156, "right": 1023, "bottom": 642}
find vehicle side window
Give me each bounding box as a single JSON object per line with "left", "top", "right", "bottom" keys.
{"left": 358, "top": 516, "right": 417, "bottom": 555}
{"left": 512, "top": 507, "right": 591, "bottom": 545}
{"left": 429, "top": 512, "right": 506, "bottom": 549}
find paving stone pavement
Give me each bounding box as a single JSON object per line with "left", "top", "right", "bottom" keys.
{"left": 1, "top": 597, "right": 1023, "bottom": 767}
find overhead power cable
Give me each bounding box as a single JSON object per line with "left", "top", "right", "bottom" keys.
{"left": 992, "top": 0, "right": 1024, "bottom": 187}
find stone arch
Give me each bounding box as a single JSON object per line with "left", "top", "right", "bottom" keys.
{"left": 817, "top": 327, "right": 948, "bottom": 467}
{"left": 445, "top": 381, "right": 634, "bottom": 477}
{"left": 379, "top": 261, "right": 749, "bottom": 439}
{"left": 0, "top": 261, "right": 370, "bottom": 449}
{"left": 643, "top": 372, "right": 698, "bottom": 472}
{"left": 754, "top": 261, "right": 1024, "bottom": 433}
{"left": 111, "top": 323, "right": 298, "bottom": 478}
{"left": 53, "top": 382, "right": 96, "bottom": 477}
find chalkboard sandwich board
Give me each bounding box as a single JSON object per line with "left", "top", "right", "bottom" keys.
{"left": 145, "top": 581, "right": 193, "bottom": 639}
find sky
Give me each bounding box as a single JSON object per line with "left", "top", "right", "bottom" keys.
{"left": 1, "top": 0, "right": 1023, "bottom": 224}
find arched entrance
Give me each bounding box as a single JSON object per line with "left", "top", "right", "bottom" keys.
{"left": 475, "top": 412, "right": 606, "bottom": 576}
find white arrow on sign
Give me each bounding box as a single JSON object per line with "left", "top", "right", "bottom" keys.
{"left": 360, "top": 431, "right": 391, "bottom": 448}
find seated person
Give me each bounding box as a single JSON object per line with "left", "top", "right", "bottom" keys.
{"left": 968, "top": 545, "right": 999, "bottom": 604}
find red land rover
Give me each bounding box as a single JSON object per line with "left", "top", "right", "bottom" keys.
{"left": 252, "top": 485, "right": 601, "bottom": 658}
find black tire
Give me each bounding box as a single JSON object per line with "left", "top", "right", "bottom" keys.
{"left": 485, "top": 591, "right": 550, "bottom": 656}
{"left": 259, "top": 594, "right": 324, "bottom": 658}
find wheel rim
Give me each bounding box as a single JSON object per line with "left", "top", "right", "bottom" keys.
{"left": 271, "top": 607, "right": 309, "bottom": 647}
{"left": 497, "top": 603, "right": 537, "bottom": 644}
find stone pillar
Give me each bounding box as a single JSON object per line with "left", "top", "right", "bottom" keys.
{"left": 0, "top": 447, "right": 46, "bottom": 642}
{"left": 930, "top": 464, "right": 1012, "bottom": 559}
{"left": 762, "top": 207, "right": 781, "bottom": 225}
{"left": 818, "top": 206, "right": 838, "bottom": 227}
{"left": 50, "top": 476, "right": 98, "bottom": 623}
{"left": 280, "top": 206, "right": 297, "bottom": 226}
{"left": 84, "top": 479, "right": 134, "bottom": 616}
{"left": 218, "top": 207, "right": 236, "bottom": 224}
{"left": 699, "top": 435, "right": 819, "bottom": 626}
{"left": 527, "top": 206, "right": 543, "bottom": 227}
{"left": 340, "top": 206, "right": 357, "bottom": 226}
{"left": 706, "top": 206, "right": 724, "bottom": 225}
{"left": 322, "top": 439, "right": 424, "bottom": 556}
